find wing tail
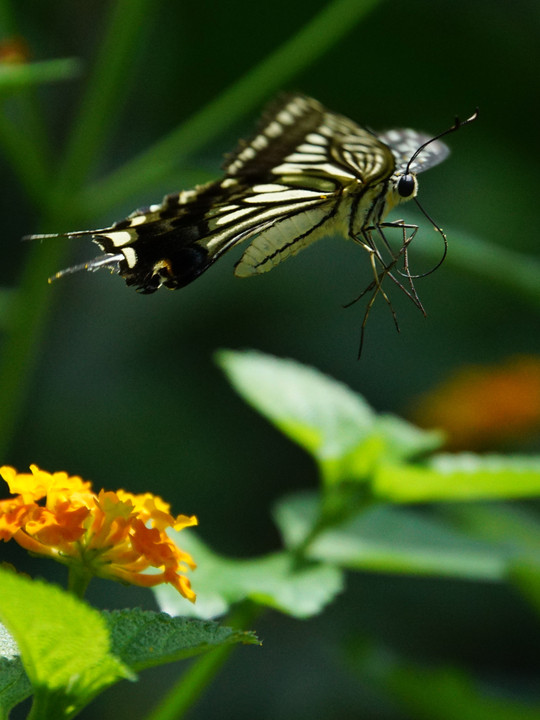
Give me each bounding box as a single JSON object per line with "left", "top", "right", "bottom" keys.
{"left": 48, "top": 253, "right": 124, "bottom": 283}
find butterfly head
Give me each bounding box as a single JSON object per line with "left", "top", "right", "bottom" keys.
{"left": 380, "top": 108, "right": 479, "bottom": 219}
{"left": 385, "top": 170, "right": 419, "bottom": 214}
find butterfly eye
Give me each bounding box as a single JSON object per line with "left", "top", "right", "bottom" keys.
{"left": 397, "top": 174, "right": 416, "bottom": 198}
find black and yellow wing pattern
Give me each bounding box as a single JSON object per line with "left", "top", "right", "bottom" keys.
{"left": 30, "top": 94, "right": 455, "bottom": 297}
{"left": 30, "top": 95, "right": 478, "bottom": 355}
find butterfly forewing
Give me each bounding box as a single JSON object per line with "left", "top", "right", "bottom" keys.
{"left": 226, "top": 94, "right": 394, "bottom": 186}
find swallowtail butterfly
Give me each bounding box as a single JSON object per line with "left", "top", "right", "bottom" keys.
{"left": 28, "top": 95, "right": 476, "bottom": 351}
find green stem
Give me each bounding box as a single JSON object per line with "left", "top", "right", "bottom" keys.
{"left": 82, "top": 0, "right": 385, "bottom": 217}
{"left": 0, "top": 57, "right": 80, "bottom": 89}
{"left": 145, "top": 603, "right": 262, "bottom": 720}
{"left": 0, "top": 110, "right": 50, "bottom": 210}
{"left": 0, "top": 0, "right": 17, "bottom": 32}
{"left": 67, "top": 565, "right": 91, "bottom": 599}
{"left": 53, "top": 0, "right": 154, "bottom": 197}
{"left": 0, "top": 1, "right": 155, "bottom": 459}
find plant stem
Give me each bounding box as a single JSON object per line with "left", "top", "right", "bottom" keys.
{"left": 67, "top": 566, "right": 91, "bottom": 599}
{"left": 0, "top": 57, "right": 80, "bottom": 89}
{"left": 82, "top": 0, "right": 385, "bottom": 217}
{"left": 0, "top": 0, "right": 155, "bottom": 459}
{"left": 145, "top": 603, "right": 262, "bottom": 720}
{"left": 52, "top": 0, "right": 154, "bottom": 198}
{"left": 0, "top": 110, "right": 51, "bottom": 210}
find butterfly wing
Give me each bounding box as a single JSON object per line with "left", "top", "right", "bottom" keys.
{"left": 376, "top": 128, "right": 449, "bottom": 174}
{"left": 81, "top": 95, "right": 396, "bottom": 290}
{"left": 225, "top": 94, "right": 395, "bottom": 276}
{"left": 34, "top": 95, "right": 398, "bottom": 292}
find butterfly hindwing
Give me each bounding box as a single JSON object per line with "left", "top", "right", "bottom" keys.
{"left": 93, "top": 173, "right": 340, "bottom": 291}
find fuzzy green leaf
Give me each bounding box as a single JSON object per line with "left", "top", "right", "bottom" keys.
{"left": 154, "top": 530, "right": 344, "bottom": 620}
{"left": 104, "top": 608, "right": 258, "bottom": 671}
{"left": 0, "top": 623, "right": 31, "bottom": 716}
{"left": 0, "top": 569, "right": 131, "bottom": 720}
{"left": 217, "top": 349, "right": 375, "bottom": 460}
{"left": 274, "top": 492, "right": 512, "bottom": 581}
{"left": 217, "top": 350, "right": 441, "bottom": 485}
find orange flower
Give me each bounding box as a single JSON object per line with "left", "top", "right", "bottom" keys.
{"left": 0, "top": 37, "right": 31, "bottom": 64}
{"left": 0, "top": 465, "right": 197, "bottom": 601}
{"left": 412, "top": 355, "right": 540, "bottom": 450}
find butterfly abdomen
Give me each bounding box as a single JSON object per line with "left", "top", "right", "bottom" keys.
{"left": 107, "top": 230, "right": 212, "bottom": 293}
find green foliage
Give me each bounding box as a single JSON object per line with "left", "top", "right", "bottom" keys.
{"left": 0, "top": 568, "right": 130, "bottom": 719}
{"left": 0, "top": 570, "right": 257, "bottom": 719}
{"left": 0, "top": 58, "right": 80, "bottom": 92}
{"left": 155, "top": 530, "right": 344, "bottom": 620}
{"left": 350, "top": 642, "right": 540, "bottom": 720}
{"left": 217, "top": 349, "right": 442, "bottom": 486}
{"left": 1, "top": 0, "right": 540, "bottom": 718}
{"left": 219, "top": 349, "right": 540, "bottom": 502}
{"left": 375, "top": 453, "right": 540, "bottom": 502}
{"left": 103, "top": 608, "right": 258, "bottom": 671}
{"left": 274, "top": 492, "right": 510, "bottom": 580}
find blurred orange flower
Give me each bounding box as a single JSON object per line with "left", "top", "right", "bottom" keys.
{"left": 0, "top": 37, "right": 30, "bottom": 64}
{"left": 0, "top": 465, "right": 197, "bottom": 601}
{"left": 412, "top": 356, "right": 540, "bottom": 450}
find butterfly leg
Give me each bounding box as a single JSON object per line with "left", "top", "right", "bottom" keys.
{"left": 375, "top": 221, "right": 426, "bottom": 316}
{"left": 346, "top": 229, "right": 403, "bottom": 356}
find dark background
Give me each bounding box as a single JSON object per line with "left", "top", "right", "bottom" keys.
{"left": 2, "top": 1, "right": 540, "bottom": 718}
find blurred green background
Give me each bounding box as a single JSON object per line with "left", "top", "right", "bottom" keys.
{"left": 1, "top": 0, "right": 540, "bottom": 718}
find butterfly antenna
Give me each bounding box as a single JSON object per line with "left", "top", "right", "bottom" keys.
{"left": 405, "top": 108, "right": 478, "bottom": 175}
{"left": 398, "top": 109, "right": 478, "bottom": 282}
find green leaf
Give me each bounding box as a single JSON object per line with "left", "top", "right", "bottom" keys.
{"left": 374, "top": 454, "right": 540, "bottom": 503}
{"left": 104, "top": 608, "right": 258, "bottom": 671}
{"left": 217, "top": 349, "right": 375, "bottom": 459}
{"left": 0, "top": 58, "right": 80, "bottom": 91}
{"left": 217, "top": 350, "right": 441, "bottom": 486}
{"left": 154, "top": 530, "right": 344, "bottom": 620}
{"left": 0, "top": 623, "right": 31, "bottom": 716}
{"left": 351, "top": 642, "right": 540, "bottom": 720}
{"left": 375, "top": 413, "right": 443, "bottom": 461}
{"left": 0, "top": 568, "right": 131, "bottom": 720}
{"left": 509, "top": 561, "right": 540, "bottom": 616}
{"left": 441, "top": 503, "right": 540, "bottom": 552}
{"left": 274, "top": 492, "right": 511, "bottom": 581}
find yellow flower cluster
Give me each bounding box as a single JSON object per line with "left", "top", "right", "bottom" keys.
{"left": 0, "top": 465, "right": 197, "bottom": 601}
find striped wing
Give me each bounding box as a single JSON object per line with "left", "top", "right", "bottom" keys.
{"left": 225, "top": 94, "right": 395, "bottom": 276}
{"left": 225, "top": 94, "right": 394, "bottom": 185}
{"left": 86, "top": 175, "right": 340, "bottom": 292}
{"left": 32, "top": 94, "right": 401, "bottom": 293}
{"left": 41, "top": 95, "right": 396, "bottom": 292}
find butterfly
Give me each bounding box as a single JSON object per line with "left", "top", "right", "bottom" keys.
{"left": 27, "top": 94, "right": 476, "bottom": 352}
